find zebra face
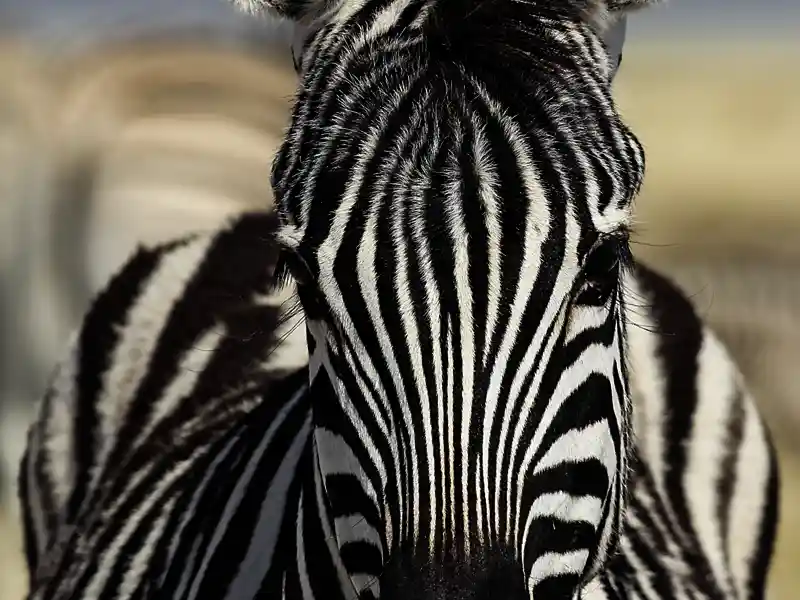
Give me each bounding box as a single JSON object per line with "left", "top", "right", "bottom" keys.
{"left": 265, "top": 0, "right": 653, "bottom": 597}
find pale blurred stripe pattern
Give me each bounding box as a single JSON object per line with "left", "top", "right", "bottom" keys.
{"left": 0, "top": 32, "right": 296, "bottom": 599}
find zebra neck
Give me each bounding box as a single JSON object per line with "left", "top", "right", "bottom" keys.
{"left": 304, "top": 329, "right": 389, "bottom": 593}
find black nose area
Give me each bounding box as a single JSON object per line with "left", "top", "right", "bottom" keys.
{"left": 380, "top": 546, "right": 527, "bottom": 600}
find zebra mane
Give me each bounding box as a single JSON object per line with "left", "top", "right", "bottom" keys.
{"left": 588, "top": 0, "right": 663, "bottom": 30}
{"left": 229, "top": 0, "right": 662, "bottom": 27}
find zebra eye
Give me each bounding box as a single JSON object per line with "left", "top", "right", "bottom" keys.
{"left": 280, "top": 248, "right": 312, "bottom": 287}
{"left": 280, "top": 249, "right": 331, "bottom": 321}
{"left": 574, "top": 236, "right": 628, "bottom": 307}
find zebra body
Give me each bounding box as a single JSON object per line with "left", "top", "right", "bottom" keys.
{"left": 20, "top": 0, "right": 778, "bottom": 597}
{"left": 20, "top": 213, "right": 777, "bottom": 599}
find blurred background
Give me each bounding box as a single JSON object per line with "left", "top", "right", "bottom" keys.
{"left": 0, "top": 1, "right": 797, "bottom": 598}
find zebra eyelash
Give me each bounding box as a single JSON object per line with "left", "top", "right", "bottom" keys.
{"left": 574, "top": 232, "right": 632, "bottom": 307}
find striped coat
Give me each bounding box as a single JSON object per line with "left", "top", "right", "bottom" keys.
{"left": 17, "top": 0, "right": 780, "bottom": 597}
{"left": 20, "top": 212, "right": 777, "bottom": 599}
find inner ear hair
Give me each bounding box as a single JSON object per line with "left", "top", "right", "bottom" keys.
{"left": 607, "top": 0, "right": 663, "bottom": 12}
{"left": 581, "top": 0, "right": 615, "bottom": 34}
{"left": 583, "top": 0, "right": 661, "bottom": 34}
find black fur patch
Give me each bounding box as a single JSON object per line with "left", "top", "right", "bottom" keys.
{"left": 381, "top": 545, "right": 527, "bottom": 600}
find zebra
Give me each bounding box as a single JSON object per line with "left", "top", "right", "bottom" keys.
{"left": 19, "top": 212, "right": 778, "bottom": 599}
{"left": 19, "top": 212, "right": 310, "bottom": 599}
{"left": 19, "top": 1, "right": 779, "bottom": 599}
{"left": 243, "top": 0, "right": 777, "bottom": 595}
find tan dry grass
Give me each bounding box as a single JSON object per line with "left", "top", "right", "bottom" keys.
{"left": 615, "top": 43, "right": 800, "bottom": 262}
{"left": 0, "top": 508, "right": 25, "bottom": 600}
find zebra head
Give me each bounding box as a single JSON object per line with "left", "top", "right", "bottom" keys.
{"left": 235, "top": 0, "right": 658, "bottom": 597}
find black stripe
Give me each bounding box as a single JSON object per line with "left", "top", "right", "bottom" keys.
{"left": 102, "top": 212, "right": 281, "bottom": 475}
{"left": 635, "top": 266, "right": 715, "bottom": 574}
{"left": 68, "top": 242, "right": 169, "bottom": 520}
{"left": 195, "top": 390, "right": 310, "bottom": 597}
{"left": 31, "top": 388, "right": 59, "bottom": 546}
{"left": 155, "top": 421, "right": 253, "bottom": 595}
{"left": 747, "top": 428, "right": 779, "bottom": 600}
{"left": 19, "top": 445, "right": 40, "bottom": 583}
{"left": 717, "top": 386, "right": 744, "bottom": 590}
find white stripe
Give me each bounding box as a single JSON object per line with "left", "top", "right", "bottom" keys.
{"left": 138, "top": 324, "right": 226, "bottom": 444}
{"left": 534, "top": 421, "right": 617, "bottom": 477}
{"left": 407, "top": 130, "right": 446, "bottom": 545}
{"left": 166, "top": 426, "right": 244, "bottom": 592}
{"left": 440, "top": 118, "right": 476, "bottom": 551}
{"left": 315, "top": 427, "right": 379, "bottom": 505}
{"left": 528, "top": 492, "right": 604, "bottom": 525}
{"left": 391, "top": 118, "right": 438, "bottom": 551}
{"left": 296, "top": 492, "right": 315, "bottom": 600}
{"left": 83, "top": 450, "right": 201, "bottom": 597}
{"left": 224, "top": 411, "right": 311, "bottom": 599}
{"left": 255, "top": 282, "right": 308, "bottom": 374}
{"left": 527, "top": 549, "right": 589, "bottom": 589}
{"left": 41, "top": 332, "right": 80, "bottom": 513}
{"left": 728, "top": 387, "right": 771, "bottom": 596}
{"left": 515, "top": 343, "right": 614, "bottom": 543}
{"left": 314, "top": 449, "right": 361, "bottom": 597}
{"left": 118, "top": 497, "right": 177, "bottom": 600}
{"left": 624, "top": 274, "right": 687, "bottom": 543}
{"left": 520, "top": 421, "right": 616, "bottom": 562}
{"left": 684, "top": 332, "right": 738, "bottom": 596}
{"left": 93, "top": 235, "right": 213, "bottom": 489}
{"left": 352, "top": 108, "right": 420, "bottom": 547}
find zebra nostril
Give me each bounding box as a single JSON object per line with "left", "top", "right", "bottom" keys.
{"left": 381, "top": 547, "right": 527, "bottom": 600}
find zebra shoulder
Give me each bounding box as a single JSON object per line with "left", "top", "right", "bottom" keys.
{"left": 18, "top": 210, "right": 305, "bottom": 578}
{"left": 623, "top": 263, "right": 779, "bottom": 598}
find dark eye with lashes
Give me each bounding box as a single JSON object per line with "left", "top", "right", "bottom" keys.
{"left": 574, "top": 236, "right": 630, "bottom": 307}
{"left": 280, "top": 249, "right": 329, "bottom": 320}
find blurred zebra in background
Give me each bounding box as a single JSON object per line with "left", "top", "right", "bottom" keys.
{"left": 0, "top": 22, "right": 298, "bottom": 520}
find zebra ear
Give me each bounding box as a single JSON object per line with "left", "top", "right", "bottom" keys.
{"left": 227, "top": 0, "right": 315, "bottom": 21}
{"left": 583, "top": 0, "right": 661, "bottom": 33}
{"left": 607, "top": 0, "right": 663, "bottom": 12}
